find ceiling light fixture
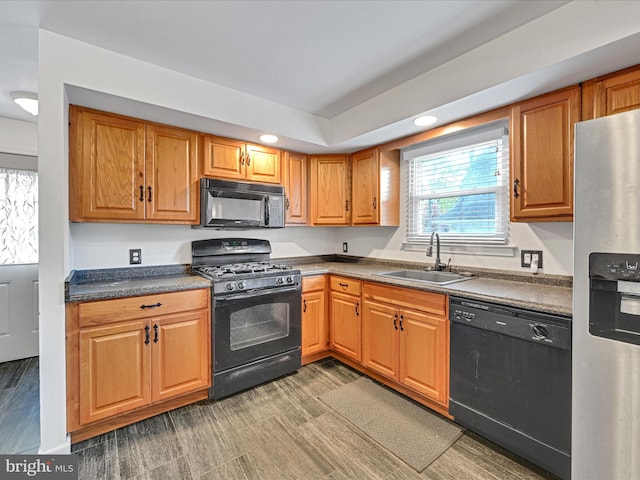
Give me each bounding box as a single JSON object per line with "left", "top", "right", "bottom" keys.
{"left": 413, "top": 114, "right": 438, "bottom": 127}
{"left": 10, "top": 91, "right": 38, "bottom": 116}
{"left": 259, "top": 134, "right": 278, "bottom": 144}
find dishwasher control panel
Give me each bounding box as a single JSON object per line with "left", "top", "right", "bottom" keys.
{"left": 450, "top": 297, "right": 571, "bottom": 351}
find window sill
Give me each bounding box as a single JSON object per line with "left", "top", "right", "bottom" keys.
{"left": 402, "top": 242, "right": 517, "bottom": 257}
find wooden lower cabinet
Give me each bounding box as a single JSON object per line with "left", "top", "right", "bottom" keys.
{"left": 67, "top": 288, "right": 211, "bottom": 441}
{"left": 329, "top": 276, "right": 362, "bottom": 361}
{"left": 301, "top": 275, "right": 328, "bottom": 362}
{"left": 362, "top": 282, "right": 449, "bottom": 408}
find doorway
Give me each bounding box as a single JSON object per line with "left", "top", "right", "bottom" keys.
{"left": 0, "top": 152, "right": 39, "bottom": 454}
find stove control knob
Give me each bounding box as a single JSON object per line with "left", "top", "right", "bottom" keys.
{"left": 225, "top": 282, "right": 235, "bottom": 291}
{"left": 276, "top": 277, "right": 284, "bottom": 285}
{"left": 237, "top": 280, "right": 246, "bottom": 290}
{"left": 286, "top": 275, "right": 294, "bottom": 284}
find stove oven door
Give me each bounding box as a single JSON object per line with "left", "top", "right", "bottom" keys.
{"left": 213, "top": 285, "right": 301, "bottom": 372}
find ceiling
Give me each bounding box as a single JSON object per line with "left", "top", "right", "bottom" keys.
{"left": 2, "top": 0, "right": 640, "bottom": 153}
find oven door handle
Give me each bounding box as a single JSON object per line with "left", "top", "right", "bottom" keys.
{"left": 215, "top": 286, "right": 300, "bottom": 302}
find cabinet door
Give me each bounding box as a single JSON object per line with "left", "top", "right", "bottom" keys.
{"left": 146, "top": 124, "right": 199, "bottom": 223}
{"left": 202, "top": 135, "right": 245, "bottom": 180}
{"left": 73, "top": 108, "right": 146, "bottom": 221}
{"left": 151, "top": 310, "right": 210, "bottom": 401}
{"left": 362, "top": 300, "right": 398, "bottom": 380}
{"left": 510, "top": 86, "right": 579, "bottom": 221}
{"left": 310, "top": 155, "right": 351, "bottom": 225}
{"left": 283, "top": 152, "right": 308, "bottom": 224}
{"left": 79, "top": 320, "right": 151, "bottom": 425}
{"left": 302, "top": 290, "right": 327, "bottom": 357}
{"left": 593, "top": 68, "right": 640, "bottom": 118}
{"left": 399, "top": 309, "right": 448, "bottom": 405}
{"left": 330, "top": 291, "right": 361, "bottom": 361}
{"left": 351, "top": 148, "right": 379, "bottom": 225}
{"left": 246, "top": 144, "right": 282, "bottom": 184}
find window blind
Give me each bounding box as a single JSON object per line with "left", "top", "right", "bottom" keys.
{"left": 403, "top": 122, "right": 509, "bottom": 245}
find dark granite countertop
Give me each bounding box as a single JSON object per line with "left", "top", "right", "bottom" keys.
{"left": 65, "top": 264, "right": 211, "bottom": 303}
{"left": 290, "top": 257, "right": 572, "bottom": 317}
{"left": 65, "top": 257, "right": 572, "bottom": 317}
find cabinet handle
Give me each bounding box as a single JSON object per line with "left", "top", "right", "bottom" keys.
{"left": 373, "top": 197, "right": 377, "bottom": 209}
{"left": 399, "top": 314, "right": 404, "bottom": 331}
{"left": 139, "top": 185, "right": 144, "bottom": 202}
{"left": 513, "top": 178, "right": 520, "bottom": 199}
{"left": 140, "top": 302, "right": 162, "bottom": 309}
{"left": 144, "top": 325, "right": 150, "bottom": 345}
{"left": 355, "top": 301, "right": 359, "bottom": 317}
{"left": 240, "top": 152, "right": 245, "bottom": 165}
{"left": 345, "top": 200, "right": 349, "bottom": 212}
{"left": 339, "top": 282, "right": 349, "bottom": 289}
{"left": 303, "top": 299, "right": 307, "bottom": 313}
{"left": 247, "top": 154, "right": 251, "bottom": 167}
{"left": 153, "top": 324, "right": 159, "bottom": 343}
{"left": 393, "top": 314, "right": 398, "bottom": 331}
{"left": 147, "top": 186, "right": 152, "bottom": 203}
{"left": 285, "top": 197, "right": 290, "bottom": 210}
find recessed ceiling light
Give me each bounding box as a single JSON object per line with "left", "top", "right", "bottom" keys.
{"left": 260, "top": 134, "right": 278, "bottom": 144}
{"left": 10, "top": 91, "right": 38, "bottom": 116}
{"left": 413, "top": 115, "right": 437, "bottom": 127}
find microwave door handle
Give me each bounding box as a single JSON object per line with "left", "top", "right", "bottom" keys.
{"left": 264, "top": 197, "right": 270, "bottom": 226}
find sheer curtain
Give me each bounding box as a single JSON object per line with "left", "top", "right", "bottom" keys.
{"left": 0, "top": 168, "right": 38, "bottom": 264}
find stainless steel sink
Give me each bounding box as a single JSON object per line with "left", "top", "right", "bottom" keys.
{"left": 376, "top": 269, "right": 473, "bottom": 285}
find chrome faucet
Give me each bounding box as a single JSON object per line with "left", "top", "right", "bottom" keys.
{"left": 426, "top": 232, "right": 448, "bottom": 271}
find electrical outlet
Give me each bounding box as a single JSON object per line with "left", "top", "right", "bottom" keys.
{"left": 342, "top": 242, "right": 348, "bottom": 253}
{"left": 521, "top": 250, "right": 543, "bottom": 268}
{"left": 129, "top": 249, "right": 142, "bottom": 265}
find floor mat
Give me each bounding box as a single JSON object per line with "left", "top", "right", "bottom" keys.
{"left": 319, "top": 377, "right": 463, "bottom": 472}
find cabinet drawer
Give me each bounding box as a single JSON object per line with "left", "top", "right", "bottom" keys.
{"left": 303, "top": 275, "right": 326, "bottom": 292}
{"left": 78, "top": 289, "right": 209, "bottom": 327}
{"left": 363, "top": 282, "right": 446, "bottom": 316}
{"left": 330, "top": 275, "right": 362, "bottom": 296}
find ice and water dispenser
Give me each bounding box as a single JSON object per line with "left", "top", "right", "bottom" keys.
{"left": 590, "top": 253, "right": 640, "bottom": 345}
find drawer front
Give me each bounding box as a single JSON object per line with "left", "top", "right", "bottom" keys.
{"left": 79, "top": 289, "right": 210, "bottom": 327}
{"left": 330, "top": 275, "right": 362, "bottom": 296}
{"left": 363, "top": 282, "right": 446, "bottom": 316}
{"left": 302, "top": 275, "right": 326, "bottom": 293}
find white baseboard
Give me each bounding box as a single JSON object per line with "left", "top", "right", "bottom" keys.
{"left": 38, "top": 434, "right": 71, "bottom": 455}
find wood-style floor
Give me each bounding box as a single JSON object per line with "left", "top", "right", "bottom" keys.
{"left": 69, "top": 359, "right": 557, "bottom": 480}
{"left": 0, "top": 356, "right": 40, "bottom": 454}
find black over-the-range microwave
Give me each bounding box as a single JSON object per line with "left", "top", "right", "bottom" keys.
{"left": 197, "top": 178, "right": 285, "bottom": 229}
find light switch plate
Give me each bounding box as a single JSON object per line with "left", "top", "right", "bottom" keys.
{"left": 521, "top": 250, "right": 543, "bottom": 268}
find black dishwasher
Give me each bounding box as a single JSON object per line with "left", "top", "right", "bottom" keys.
{"left": 449, "top": 297, "right": 571, "bottom": 480}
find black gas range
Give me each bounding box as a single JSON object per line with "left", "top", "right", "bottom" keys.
{"left": 192, "top": 238, "right": 302, "bottom": 399}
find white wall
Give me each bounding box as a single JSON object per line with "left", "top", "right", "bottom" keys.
{"left": 0, "top": 118, "right": 38, "bottom": 156}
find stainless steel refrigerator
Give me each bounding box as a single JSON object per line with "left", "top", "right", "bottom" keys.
{"left": 574, "top": 108, "right": 640, "bottom": 479}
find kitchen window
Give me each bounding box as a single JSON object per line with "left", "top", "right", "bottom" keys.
{"left": 0, "top": 167, "right": 38, "bottom": 264}
{"left": 403, "top": 121, "right": 509, "bottom": 248}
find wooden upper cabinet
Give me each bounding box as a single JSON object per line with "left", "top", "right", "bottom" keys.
{"left": 351, "top": 148, "right": 400, "bottom": 226}
{"left": 70, "top": 107, "right": 146, "bottom": 221}
{"left": 246, "top": 144, "right": 281, "bottom": 184}
{"left": 283, "top": 152, "right": 308, "bottom": 224}
{"left": 146, "top": 124, "right": 199, "bottom": 222}
{"left": 582, "top": 65, "right": 640, "bottom": 120}
{"left": 69, "top": 106, "right": 199, "bottom": 224}
{"left": 201, "top": 135, "right": 245, "bottom": 180}
{"left": 201, "top": 135, "right": 282, "bottom": 184}
{"left": 510, "top": 86, "right": 580, "bottom": 222}
{"left": 309, "top": 154, "right": 351, "bottom": 225}
{"left": 351, "top": 148, "right": 379, "bottom": 225}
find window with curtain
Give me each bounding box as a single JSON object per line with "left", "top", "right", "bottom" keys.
{"left": 403, "top": 121, "right": 509, "bottom": 246}
{"left": 0, "top": 168, "right": 38, "bottom": 264}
